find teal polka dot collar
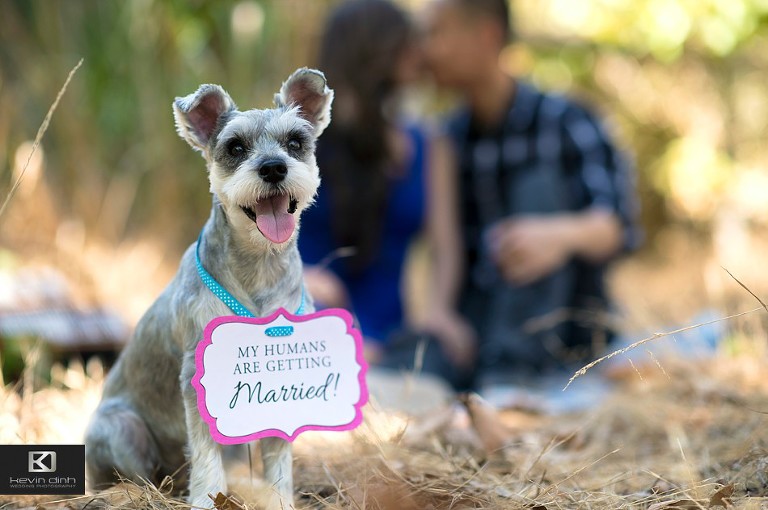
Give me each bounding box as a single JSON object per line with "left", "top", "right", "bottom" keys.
{"left": 195, "top": 230, "right": 306, "bottom": 317}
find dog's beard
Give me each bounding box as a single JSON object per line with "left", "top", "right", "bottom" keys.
{"left": 240, "top": 192, "right": 299, "bottom": 244}
{"left": 212, "top": 164, "right": 319, "bottom": 246}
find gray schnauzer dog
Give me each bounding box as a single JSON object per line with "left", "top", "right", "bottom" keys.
{"left": 85, "top": 68, "right": 333, "bottom": 510}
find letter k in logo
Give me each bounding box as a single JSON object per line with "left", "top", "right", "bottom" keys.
{"left": 29, "top": 451, "right": 56, "bottom": 472}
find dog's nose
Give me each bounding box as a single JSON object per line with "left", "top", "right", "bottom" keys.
{"left": 258, "top": 160, "right": 288, "bottom": 184}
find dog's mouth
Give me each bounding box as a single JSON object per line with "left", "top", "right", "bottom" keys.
{"left": 241, "top": 193, "right": 299, "bottom": 244}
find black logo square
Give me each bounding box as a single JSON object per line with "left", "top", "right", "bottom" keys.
{"left": 0, "top": 445, "right": 84, "bottom": 495}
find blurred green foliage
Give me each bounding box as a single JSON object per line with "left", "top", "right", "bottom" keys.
{"left": 0, "top": 0, "right": 332, "bottom": 248}
{"left": 516, "top": 0, "right": 768, "bottom": 235}
{"left": 2, "top": 0, "right": 768, "bottom": 254}
{"left": 535, "top": 0, "right": 768, "bottom": 60}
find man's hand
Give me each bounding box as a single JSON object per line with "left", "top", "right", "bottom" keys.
{"left": 487, "top": 210, "right": 623, "bottom": 286}
{"left": 488, "top": 215, "right": 573, "bottom": 286}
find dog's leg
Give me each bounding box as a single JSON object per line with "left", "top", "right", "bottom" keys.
{"left": 260, "top": 437, "right": 294, "bottom": 510}
{"left": 184, "top": 415, "right": 226, "bottom": 509}
{"left": 181, "top": 354, "right": 227, "bottom": 509}
{"left": 85, "top": 398, "right": 159, "bottom": 490}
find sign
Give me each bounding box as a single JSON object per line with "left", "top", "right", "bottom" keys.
{"left": 192, "top": 308, "right": 368, "bottom": 444}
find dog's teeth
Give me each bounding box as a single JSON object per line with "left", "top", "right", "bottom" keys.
{"left": 288, "top": 198, "right": 298, "bottom": 214}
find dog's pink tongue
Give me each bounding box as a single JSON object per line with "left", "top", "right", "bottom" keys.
{"left": 254, "top": 194, "right": 295, "bottom": 244}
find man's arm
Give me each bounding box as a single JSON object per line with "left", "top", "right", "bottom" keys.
{"left": 488, "top": 208, "right": 622, "bottom": 286}
{"left": 490, "top": 102, "right": 638, "bottom": 287}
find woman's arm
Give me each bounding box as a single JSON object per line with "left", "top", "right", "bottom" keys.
{"left": 424, "top": 134, "right": 476, "bottom": 367}
{"left": 426, "top": 135, "right": 463, "bottom": 310}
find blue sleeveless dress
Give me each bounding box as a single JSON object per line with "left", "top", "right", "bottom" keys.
{"left": 298, "top": 125, "right": 427, "bottom": 345}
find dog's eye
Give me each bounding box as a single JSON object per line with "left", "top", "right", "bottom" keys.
{"left": 287, "top": 139, "right": 302, "bottom": 152}
{"left": 228, "top": 141, "right": 246, "bottom": 157}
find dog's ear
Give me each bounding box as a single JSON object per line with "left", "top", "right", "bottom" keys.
{"left": 173, "top": 84, "right": 237, "bottom": 152}
{"left": 274, "top": 68, "right": 334, "bottom": 137}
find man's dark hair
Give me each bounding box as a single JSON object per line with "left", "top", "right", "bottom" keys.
{"left": 453, "top": 0, "right": 513, "bottom": 44}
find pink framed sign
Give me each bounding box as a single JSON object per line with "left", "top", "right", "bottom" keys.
{"left": 192, "top": 308, "right": 369, "bottom": 444}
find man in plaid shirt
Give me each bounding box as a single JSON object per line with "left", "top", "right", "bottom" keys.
{"left": 423, "top": 0, "right": 641, "bottom": 389}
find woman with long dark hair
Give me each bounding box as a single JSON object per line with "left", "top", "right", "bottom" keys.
{"left": 299, "top": 0, "right": 473, "bottom": 385}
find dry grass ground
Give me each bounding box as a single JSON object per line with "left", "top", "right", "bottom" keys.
{"left": 0, "top": 335, "right": 767, "bottom": 510}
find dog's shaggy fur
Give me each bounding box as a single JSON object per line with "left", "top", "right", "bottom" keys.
{"left": 85, "top": 68, "right": 333, "bottom": 510}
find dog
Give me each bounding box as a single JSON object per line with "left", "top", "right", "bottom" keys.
{"left": 84, "top": 68, "right": 333, "bottom": 510}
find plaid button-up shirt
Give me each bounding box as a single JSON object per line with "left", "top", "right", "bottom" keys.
{"left": 447, "top": 80, "right": 641, "bottom": 377}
